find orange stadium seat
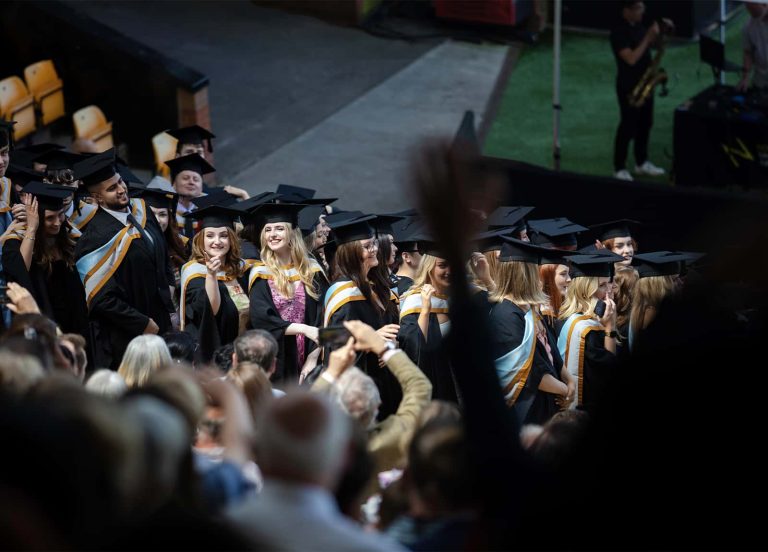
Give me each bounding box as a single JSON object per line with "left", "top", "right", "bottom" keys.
{"left": 24, "top": 60, "right": 65, "bottom": 126}
{"left": 0, "top": 76, "right": 37, "bottom": 140}
{"left": 152, "top": 131, "right": 178, "bottom": 178}
{"left": 73, "top": 105, "right": 113, "bottom": 151}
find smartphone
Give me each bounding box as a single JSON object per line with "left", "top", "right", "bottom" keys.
{"left": 318, "top": 326, "right": 352, "bottom": 349}
{"left": 594, "top": 299, "right": 606, "bottom": 318}
{"left": 0, "top": 285, "right": 9, "bottom": 306}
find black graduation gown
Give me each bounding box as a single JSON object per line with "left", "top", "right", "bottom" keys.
{"left": 183, "top": 272, "right": 247, "bottom": 362}
{"left": 240, "top": 240, "right": 260, "bottom": 262}
{"left": 74, "top": 208, "right": 172, "bottom": 369}
{"left": 489, "top": 300, "right": 561, "bottom": 425}
{"left": 554, "top": 317, "right": 618, "bottom": 413}
{"left": 2, "top": 238, "right": 90, "bottom": 340}
{"left": 398, "top": 311, "right": 458, "bottom": 402}
{"left": 326, "top": 280, "right": 403, "bottom": 420}
{"left": 395, "top": 275, "right": 413, "bottom": 296}
{"left": 249, "top": 270, "right": 329, "bottom": 384}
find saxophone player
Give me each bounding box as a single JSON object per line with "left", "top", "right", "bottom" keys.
{"left": 610, "top": 1, "right": 670, "bottom": 181}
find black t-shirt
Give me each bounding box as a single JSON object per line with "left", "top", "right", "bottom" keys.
{"left": 610, "top": 20, "right": 652, "bottom": 91}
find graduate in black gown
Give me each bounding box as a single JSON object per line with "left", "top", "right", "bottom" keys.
{"left": 1, "top": 182, "right": 90, "bottom": 342}
{"left": 73, "top": 151, "right": 172, "bottom": 369}
{"left": 179, "top": 205, "right": 252, "bottom": 362}
{"left": 556, "top": 251, "right": 623, "bottom": 412}
{"left": 231, "top": 191, "right": 283, "bottom": 262}
{"left": 397, "top": 240, "right": 458, "bottom": 402}
{"left": 391, "top": 216, "right": 423, "bottom": 296}
{"left": 247, "top": 203, "right": 329, "bottom": 384}
{"left": 323, "top": 215, "right": 402, "bottom": 419}
{"left": 488, "top": 238, "right": 572, "bottom": 425}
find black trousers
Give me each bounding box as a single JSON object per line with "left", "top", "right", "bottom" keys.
{"left": 613, "top": 85, "right": 654, "bottom": 171}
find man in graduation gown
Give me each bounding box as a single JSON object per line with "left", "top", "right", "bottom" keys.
{"left": 74, "top": 151, "right": 171, "bottom": 369}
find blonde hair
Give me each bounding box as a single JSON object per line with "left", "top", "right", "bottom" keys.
{"left": 411, "top": 254, "right": 450, "bottom": 295}
{"left": 191, "top": 227, "right": 244, "bottom": 279}
{"left": 467, "top": 250, "right": 500, "bottom": 291}
{"left": 260, "top": 223, "right": 324, "bottom": 300}
{"left": 489, "top": 260, "right": 548, "bottom": 306}
{"left": 118, "top": 335, "right": 173, "bottom": 388}
{"left": 559, "top": 276, "right": 600, "bottom": 320}
{"left": 630, "top": 275, "right": 677, "bottom": 335}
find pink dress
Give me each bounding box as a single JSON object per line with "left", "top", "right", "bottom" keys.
{"left": 268, "top": 279, "right": 307, "bottom": 365}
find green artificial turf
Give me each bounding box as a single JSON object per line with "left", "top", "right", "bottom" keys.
{"left": 484, "top": 9, "right": 748, "bottom": 180}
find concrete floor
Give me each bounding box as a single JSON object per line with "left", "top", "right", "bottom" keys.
{"left": 68, "top": 0, "right": 510, "bottom": 212}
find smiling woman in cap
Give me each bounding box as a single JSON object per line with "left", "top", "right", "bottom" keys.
{"left": 556, "top": 251, "right": 624, "bottom": 412}
{"left": 397, "top": 238, "right": 458, "bottom": 402}
{"left": 324, "top": 213, "right": 403, "bottom": 419}
{"left": 489, "top": 237, "right": 573, "bottom": 423}
{"left": 180, "top": 204, "right": 252, "bottom": 361}
{"left": 247, "top": 202, "right": 329, "bottom": 384}
{"left": 590, "top": 219, "right": 640, "bottom": 268}
{"left": 1, "top": 181, "right": 90, "bottom": 343}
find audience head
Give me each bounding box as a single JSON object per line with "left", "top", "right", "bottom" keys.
{"left": 86, "top": 369, "right": 128, "bottom": 398}
{"left": 256, "top": 391, "right": 351, "bottom": 488}
{"left": 212, "top": 342, "right": 235, "bottom": 374}
{"left": 59, "top": 333, "right": 88, "bottom": 378}
{"left": 233, "top": 329, "right": 277, "bottom": 376}
{"left": 0, "top": 350, "right": 45, "bottom": 396}
{"left": 333, "top": 366, "right": 381, "bottom": 429}
{"left": 528, "top": 410, "right": 590, "bottom": 473}
{"left": 163, "top": 331, "right": 198, "bottom": 365}
{"left": 3, "top": 314, "right": 69, "bottom": 372}
{"left": 118, "top": 335, "right": 172, "bottom": 388}
{"left": 226, "top": 361, "right": 273, "bottom": 421}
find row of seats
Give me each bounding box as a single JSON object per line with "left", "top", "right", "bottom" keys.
{"left": 0, "top": 59, "right": 114, "bottom": 151}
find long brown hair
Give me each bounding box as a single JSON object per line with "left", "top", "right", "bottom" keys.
{"left": 614, "top": 267, "right": 639, "bottom": 330}
{"left": 190, "top": 227, "right": 244, "bottom": 279}
{"left": 34, "top": 213, "right": 75, "bottom": 273}
{"left": 162, "top": 210, "right": 188, "bottom": 269}
{"left": 539, "top": 264, "right": 563, "bottom": 316}
{"left": 629, "top": 275, "right": 677, "bottom": 338}
{"left": 332, "top": 240, "right": 396, "bottom": 317}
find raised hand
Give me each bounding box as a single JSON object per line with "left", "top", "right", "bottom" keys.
{"left": 420, "top": 284, "right": 435, "bottom": 311}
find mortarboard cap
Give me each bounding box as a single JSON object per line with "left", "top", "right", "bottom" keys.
{"left": 232, "top": 191, "right": 282, "bottom": 213}
{"left": 632, "top": 251, "right": 694, "bottom": 278}
{"left": 371, "top": 214, "right": 404, "bottom": 237}
{"left": 298, "top": 204, "right": 327, "bottom": 237}
{"left": 475, "top": 227, "right": 517, "bottom": 253}
{"left": 5, "top": 164, "right": 45, "bottom": 188}
{"left": 528, "top": 218, "right": 588, "bottom": 249}
{"left": 75, "top": 149, "right": 118, "bottom": 188}
{"left": 130, "top": 177, "right": 179, "bottom": 211}
{"left": 116, "top": 162, "right": 144, "bottom": 185}
{"left": 166, "top": 125, "right": 215, "bottom": 153}
{"left": 589, "top": 219, "right": 640, "bottom": 242}
{"left": 392, "top": 217, "right": 423, "bottom": 252}
{"left": 487, "top": 206, "right": 535, "bottom": 232}
{"left": 37, "top": 150, "right": 87, "bottom": 172}
{"left": 566, "top": 251, "right": 625, "bottom": 278}
{"left": 324, "top": 210, "right": 364, "bottom": 224}
{"left": 165, "top": 154, "right": 215, "bottom": 181}
{"left": 21, "top": 181, "right": 73, "bottom": 211}
{"left": 327, "top": 214, "right": 376, "bottom": 246}
{"left": 184, "top": 205, "right": 241, "bottom": 230}
{"left": 417, "top": 239, "right": 446, "bottom": 258}
{"left": 190, "top": 187, "right": 239, "bottom": 210}
{"left": 246, "top": 202, "right": 306, "bottom": 228}
{"left": 276, "top": 184, "right": 315, "bottom": 200}
{"left": 12, "top": 143, "right": 64, "bottom": 167}
{"left": 498, "top": 236, "right": 546, "bottom": 264}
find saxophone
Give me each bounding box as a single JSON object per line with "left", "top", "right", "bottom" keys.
{"left": 628, "top": 19, "right": 674, "bottom": 108}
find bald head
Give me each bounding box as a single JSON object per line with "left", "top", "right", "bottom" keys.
{"left": 257, "top": 392, "right": 351, "bottom": 488}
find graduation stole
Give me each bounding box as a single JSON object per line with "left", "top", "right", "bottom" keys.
{"left": 247, "top": 258, "right": 324, "bottom": 293}
{"left": 0, "top": 228, "right": 22, "bottom": 246}
{"left": 179, "top": 259, "right": 253, "bottom": 330}
{"left": 69, "top": 201, "right": 98, "bottom": 231}
{"left": 323, "top": 280, "right": 367, "bottom": 327}
{"left": 495, "top": 308, "right": 538, "bottom": 407}
{"left": 398, "top": 288, "right": 449, "bottom": 320}
{"left": 0, "top": 176, "right": 11, "bottom": 213}
{"left": 557, "top": 313, "right": 602, "bottom": 408}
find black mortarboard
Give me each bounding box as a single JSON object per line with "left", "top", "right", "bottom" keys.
{"left": 166, "top": 125, "right": 215, "bottom": 153}
{"left": 327, "top": 214, "right": 376, "bottom": 245}
{"left": 184, "top": 205, "right": 241, "bottom": 230}
{"left": 324, "top": 210, "right": 364, "bottom": 225}
{"left": 371, "top": 214, "right": 404, "bottom": 237}
{"left": 632, "top": 251, "right": 692, "bottom": 278}
{"left": 528, "top": 218, "right": 588, "bottom": 249}
{"left": 298, "top": 204, "right": 326, "bottom": 237}
{"left": 391, "top": 208, "right": 418, "bottom": 217}
{"left": 538, "top": 247, "right": 569, "bottom": 266}
{"left": 130, "top": 178, "right": 179, "bottom": 211}
{"left": 165, "top": 154, "right": 215, "bottom": 181}
{"left": 392, "top": 217, "right": 423, "bottom": 252}
{"left": 22, "top": 181, "right": 72, "bottom": 211}
{"left": 116, "top": 162, "right": 144, "bottom": 185}
{"left": 589, "top": 219, "right": 640, "bottom": 242}
{"left": 475, "top": 227, "right": 517, "bottom": 253}
{"left": 487, "top": 206, "right": 535, "bottom": 232}
{"left": 0, "top": 121, "right": 16, "bottom": 149}
{"left": 5, "top": 164, "right": 44, "bottom": 188}
{"left": 276, "top": 184, "right": 315, "bottom": 200}
{"left": 566, "top": 251, "right": 625, "bottom": 278}
{"left": 12, "top": 143, "right": 64, "bottom": 167}
{"left": 191, "top": 187, "right": 239, "bottom": 210}
{"left": 37, "top": 150, "right": 87, "bottom": 172}
{"left": 75, "top": 149, "right": 118, "bottom": 188}
{"left": 498, "top": 237, "right": 545, "bottom": 264}
{"left": 232, "top": 191, "right": 282, "bottom": 213}
{"left": 247, "top": 202, "right": 306, "bottom": 228}
{"left": 417, "top": 240, "right": 445, "bottom": 258}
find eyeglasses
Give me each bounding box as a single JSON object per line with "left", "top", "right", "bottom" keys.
{"left": 361, "top": 239, "right": 380, "bottom": 252}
